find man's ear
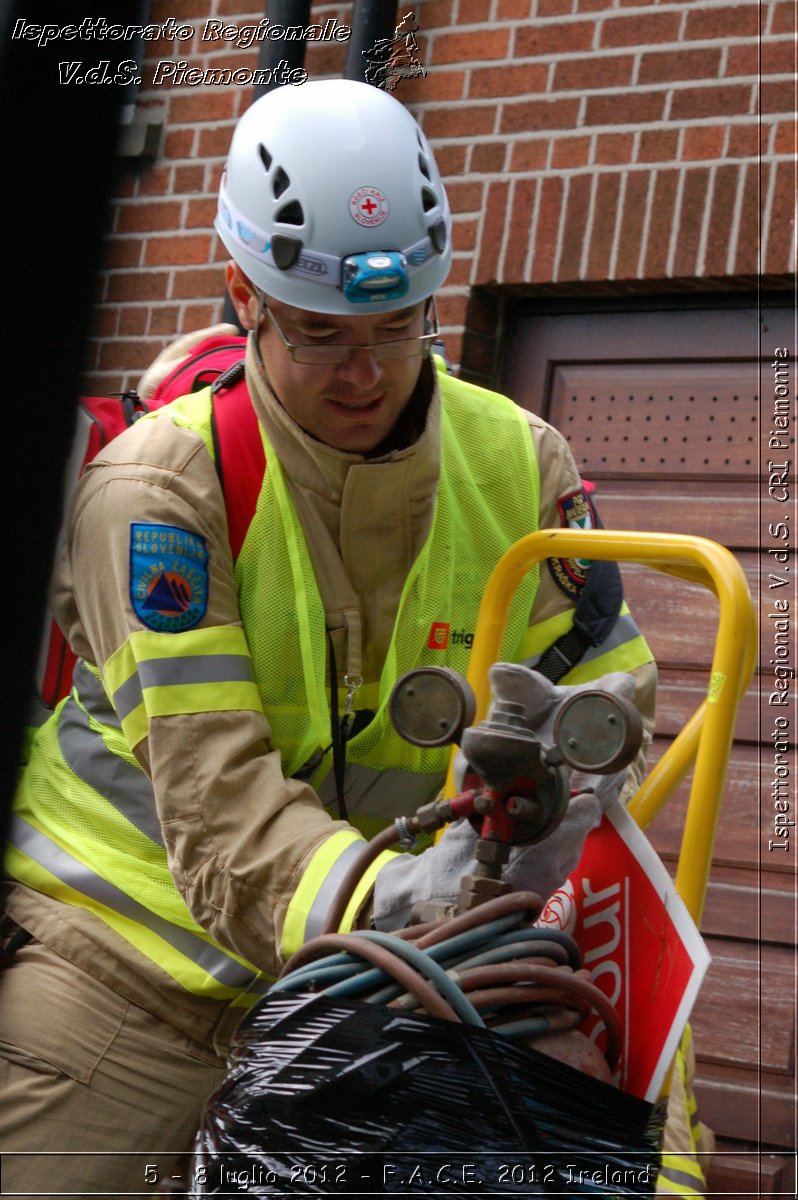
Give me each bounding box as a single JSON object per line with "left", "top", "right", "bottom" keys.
{"left": 225, "top": 262, "right": 260, "bottom": 331}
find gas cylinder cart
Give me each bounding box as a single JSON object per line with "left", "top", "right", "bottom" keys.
{"left": 188, "top": 530, "right": 756, "bottom": 1199}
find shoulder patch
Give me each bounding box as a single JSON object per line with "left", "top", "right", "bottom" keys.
{"left": 547, "top": 487, "right": 595, "bottom": 600}
{"left": 129, "top": 523, "right": 208, "bottom": 632}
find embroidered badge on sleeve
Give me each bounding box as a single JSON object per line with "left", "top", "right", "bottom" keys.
{"left": 547, "top": 487, "right": 595, "bottom": 600}
{"left": 129, "top": 523, "right": 209, "bottom": 632}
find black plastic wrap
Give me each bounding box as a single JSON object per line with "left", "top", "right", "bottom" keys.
{"left": 191, "top": 992, "right": 663, "bottom": 1196}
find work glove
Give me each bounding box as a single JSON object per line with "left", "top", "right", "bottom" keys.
{"left": 137, "top": 323, "right": 240, "bottom": 400}
{"left": 373, "top": 670, "right": 637, "bottom": 932}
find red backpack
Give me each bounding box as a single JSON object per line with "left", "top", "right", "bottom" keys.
{"left": 36, "top": 335, "right": 263, "bottom": 709}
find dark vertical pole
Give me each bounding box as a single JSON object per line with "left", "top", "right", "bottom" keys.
{"left": 344, "top": 0, "right": 399, "bottom": 83}
{"left": 0, "top": 3, "right": 129, "bottom": 846}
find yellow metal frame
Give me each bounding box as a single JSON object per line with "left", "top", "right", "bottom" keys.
{"left": 448, "top": 529, "right": 757, "bottom": 927}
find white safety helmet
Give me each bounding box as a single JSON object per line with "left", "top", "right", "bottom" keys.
{"left": 215, "top": 78, "right": 452, "bottom": 315}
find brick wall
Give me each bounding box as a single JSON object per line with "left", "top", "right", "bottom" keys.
{"left": 85, "top": 0, "right": 795, "bottom": 392}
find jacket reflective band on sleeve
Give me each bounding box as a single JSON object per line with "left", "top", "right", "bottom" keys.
{"left": 280, "top": 829, "right": 400, "bottom": 960}
{"left": 522, "top": 603, "right": 653, "bottom": 683}
{"left": 103, "top": 625, "right": 264, "bottom": 747}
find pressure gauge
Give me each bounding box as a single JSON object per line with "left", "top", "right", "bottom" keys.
{"left": 553, "top": 690, "right": 643, "bottom": 774}
{"left": 389, "top": 667, "right": 477, "bottom": 748}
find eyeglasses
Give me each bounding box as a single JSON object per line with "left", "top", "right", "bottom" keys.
{"left": 262, "top": 299, "right": 439, "bottom": 365}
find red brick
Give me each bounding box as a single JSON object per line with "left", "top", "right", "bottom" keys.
{"left": 98, "top": 339, "right": 166, "bottom": 371}
{"left": 681, "top": 125, "right": 727, "bottom": 161}
{"left": 149, "top": 305, "right": 182, "bottom": 335}
{"left": 724, "top": 43, "right": 759, "bottom": 77}
{"left": 760, "top": 38, "right": 796, "bottom": 74}
{"left": 770, "top": 1, "right": 796, "bottom": 34}
{"left": 459, "top": 0, "right": 493, "bottom": 20}
{"left": 669, "top": 84, "right": 753, "bottom": 122}
{"left": 163, "top": 130, "right": 195, "bottom": 159}
{"left": 434, "top": 144, "right": 469, "bottom": 176}
{"left": 644, "top": 169, "right": 679, "bottom": 279}
{"left": 586, "top": 90, "right": 665, "bottom": 126}
{"left": 151, "top": 0, "right": 208, "bottom": 20}
{"left": 509, "top": 138, "right": 549, "bottom": 172}
{"left": 614, "top": 170, "right": 651, "bottom": 280}
{"left": 536, "top": 0, "right": 572, "bottom": 15}
{"left": 731, "top": 162, "right": 760, "bottom": 275}
{"left": 446, "top": 257, "right": 474, "bottom": 287}
{"left": 468, "top": 62, "right": 547, "bottom": 98}
{"left": 638, "top": 128, "right": 679, "bottom": 162}
{"left": 726, "top": 122, "right": 761, "bottom": 159}
{"left": 417, "top": 70, "right": 466, "bottom": 102}
{"left": 586, "top": 173, "right": 621, "bottom": 280}
{"left": 531, "top": 174, "right": 564, "bottom": 283}
{"left": 761, "top": 79, "right": 796, "bottom": 115}
{"left": 470, "top": 142, "right": 507, "bottom": 173}
{"left": 683, "top": 3, "right": 759, "bottom": 40}
{"left": 553, "top": 53, "right": 634, "bottom": 92}
{"left": 436, "top": 293, "right": 468, "bottom": 328}
{"left": 773, "top": 119, "right": 796, "bottom": 156}
{"left": 444, "top": 180, "right": 485, "bottom": 214}
{"left": 173, "top": 164, "right": 206, "bottom": 193}
{"left": 92, "top": 307, "right": 120, "bottom": 339}
{"left": 432, "top": 29, "right": 510, "bottom": 64}
{"left": 170, "top": 266, "right": 227, "bottom": 299}
{"left": 516, "top": 21, "right": 595, "bottom": 57}
{"left": 181, "top": 303, "right": 224, "bottom": 331}
{"left": 168, "top": 90, "right": 237, "bottom": 124}
{"left": 303, "top": 42, "right": 348, "bottom": 79}
{"left": 186, "top": 198, "right": 217, "bottom": 228}
{"left": 551, "top": 135, "right": 591, "bottom": 169}
{"left": 82, "top": 370, "right": 126, "bottom": 395}
{"left": 102, "top": 238, "right": 144, "bottom": 269}
{"left": 420, "top": 0, "right": 456, "bottom": 26}
{"left": 595, "top": 132, "right": 634, "bottom": 164}
{"left": 476, "top": 179, "right": 511, "bottom": 280}
{"left": 558, "top": 173, "right": 592, "bottom": 281}
{"left": 118, "top": 307, "right": 150, "bottom": 336}
{"left": 422, "top": 104, "right": 496, "bottom": 139}
{"left": 765, "top": 160, "right": 796, "bottom": 275}
{"left": 144, "top": 234, "right": 212, "bottom": 266}
{"left": 107, "top": 271, "right": 170, "bottom": 302}
{"left": 197, "top": 126, "right": 237, "bottom": 157}
{"left": 578, "top": 0, "right": 612, "bottom": 11}
{"left": 497, "top": 0, "right": 533, "bottom": 17}
{"left": 501, "top": 97, "right": 580, "bottom": 133}
{"left": 638, "top": 47, "right": 722, "bottom": 85}
{"left": 505, "top": 177, "right": 537, "bottom": 282}
{"left": 452, "top": 217, "right": 479, "bottom": 251}
{"left": 672, "top": 168, "right": 710, "bottom": 278}
{"left": 600, "top": 11, "right": 682, "bottom": 48}
{"left": 116, "top": 201, "right": 183, "bottom": 233}
{"left": 137, "top": 165, "right": 173, "bottom": 197}
{"left": 702, "top": 164, "right": 740, "bottom": 276}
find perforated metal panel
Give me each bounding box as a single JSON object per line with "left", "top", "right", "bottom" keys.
{"left": 549, "top": 364, "right": 762, "bottom": 476}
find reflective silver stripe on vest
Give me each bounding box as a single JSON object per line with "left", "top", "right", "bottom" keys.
{"left": 74, "top": 659, "right": 122, "bottom": 728}
{"left": 112, "top": 654, "right": 256, "bottom": 722}
{"left": 526, "top": 612, "right": 643, "bottom": 672}
{"left": 57, "top": 692, "right": 164, "bottom": 846}
{"left": 303, "top": 836, "right": 376, "bottom": 942}
{"left": 657, "top": 1163, "right": 704, "bottom": 1192}
{"left": 10, "top": 816, "right": 267, "bottom": 994}
{"left": 316, "top": 762, "right": 443, "bottom": 821}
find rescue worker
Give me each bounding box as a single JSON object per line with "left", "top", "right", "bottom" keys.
{"left": 1, "top": 79, "right": 656, "bottom": 1195}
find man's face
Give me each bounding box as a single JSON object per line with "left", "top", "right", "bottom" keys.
{"left": 255, "top": 297, "right": 427, "bottom": 454}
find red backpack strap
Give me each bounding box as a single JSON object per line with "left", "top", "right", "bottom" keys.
{"left": 149, "top": 335, "right": 249, "bottom": 408}
{"left": 210, "top": 373, "right": 265, "bottom": 561}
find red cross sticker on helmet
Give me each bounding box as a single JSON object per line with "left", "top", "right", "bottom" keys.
{"left": 350, "top": 186, "right": 389, "bottom": 227}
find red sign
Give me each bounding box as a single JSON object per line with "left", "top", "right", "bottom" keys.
{"left": 537, "top": 801, "right": 710, "bottom": 1102}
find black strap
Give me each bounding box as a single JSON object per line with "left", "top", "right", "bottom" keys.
{"left": 535, "top": 558, "right": 624, "bottom": 683}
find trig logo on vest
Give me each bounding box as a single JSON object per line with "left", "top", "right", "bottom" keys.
{"left": 427, "top": 621, "right": 450, "bottom": 650}
{"left": 130, "top": 523, "right": 209, "bottom": 633}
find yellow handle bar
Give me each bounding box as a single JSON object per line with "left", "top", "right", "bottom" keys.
{"left": 447, "top": 529, "right": 757, "bottom": 927}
